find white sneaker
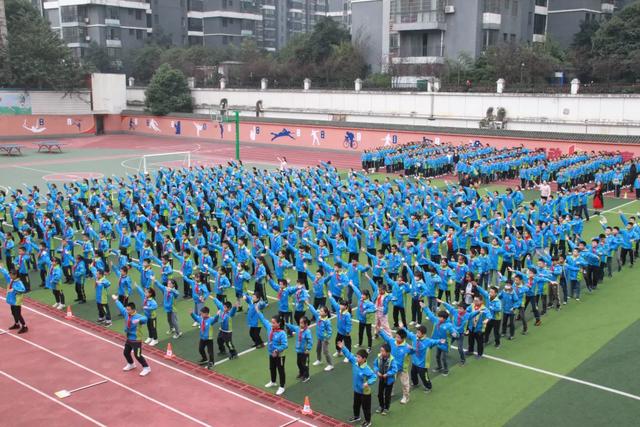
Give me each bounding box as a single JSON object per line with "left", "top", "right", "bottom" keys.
{"left": 149, "top": 339, "right": 158, "bottom": 346}
{"left": 276, "top": 387, "right": 285, "bottom": 395}
{"left": 172, "top": 332, "right": 182, "bottom": 339}
{"left": 332, "top": 351, "right": 339, "bottom": 357}
{"left": 139, "top": 367, "right": 151, "bottom": 377}
{"left": 144, "top": 338, "right": 152, "bottom": 344}
{"left": 123, "top": 363, "right": 136, "bottom": 371}
{"left": 400, "top": 397, "right": 409, "bottom": 404}
{"left": 52, "top": 303, "right": 60, "bottom": 309}
{"left": 58, "top": 304, "right": 65, "bottom": 310}
{"left": 409, "top": 321, "right": 416, "bottom": 326}
{"left": 343, "top": 357, "right": 349, "bottom": 363}
{"left": 192, "top": 321, "right": 199, "bottom": 327}
{"left": 312, "top": 360, "right": 322, "bottom": 366}
{"left": 324, "top": 365, "right": 334, "bottom": 372}
{"left": 166, "top": 329, "right": 173, "bottom": 335}
{"left": 265, "top": 381, "right": 277, "bottom": 388}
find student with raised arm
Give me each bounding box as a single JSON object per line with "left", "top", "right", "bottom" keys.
{"left": 153, "top": 278, "right": 182, "bottom": 338}
{"left": 420, "top": 301, "right": 455, "bottom": 375}
{"left": 191, "top": 306, "right": 218, "bottom": 369}
{"left": 185, "top": 273, "right": 210, "bottom": 327}
{"left": 256, "top": 304, "right": 288, "bottom": 396}
{"left": 112, "top": 295, "right": 150, "bottom": 377}
{"left": 373, "top": 343, "right": 397, "bottom": 416}
{"left": 306, "top": 300, "right": 334, "bottom": 371}
{"left": 350, "top": 280, "right": 377, "bottom": 353}
{"left": 327, "top": 290, "right": 352, "bottom": 361}
{"left": 378, "top": 328, "right": 412, "bottom": 404}
{"left": 211, "top": 297, "right": 239, "bottom": 359}
{"left": 286, "top": 316, "right": 313, "bottom": 383}
{"left": 0, "top": 265, "right": 28, "bottom": 333}
{"left": 338, "top": 340, "right": 377, "bottom": 427}
{"left": 400, "top": 322, "right": 441, "bottom": 391}
{"left": 134, "top": 283, "right": 158, "bottom": 346}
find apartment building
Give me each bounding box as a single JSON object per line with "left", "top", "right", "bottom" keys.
{"left": 546, "top": 0, "right": 620, "bottom": 48}
{"left": 353, "top": 0, "right": 548, "bottom": 73}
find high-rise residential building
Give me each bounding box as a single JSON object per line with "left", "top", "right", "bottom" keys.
{"left": 353, "top": 0, "right": 548, "bottom": 74}
{"left": 41, "top": 0, "right": 152, "bottom": 62}
{"left": 39, "top": 1, "right": 339, "bottom": 55}
{"left": 546, "top": 0, "right": 620, "bottom": 48}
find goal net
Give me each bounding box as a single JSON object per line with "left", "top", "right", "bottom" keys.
{"left": 139, "top": 151, "right": 192, "bottom": 174}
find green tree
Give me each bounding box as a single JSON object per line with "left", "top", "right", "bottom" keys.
{"left": 84, "top": 42, "right": 118, "bottom": 73}
{"left": 144, "top": 63, "right": 193, "bottom": 116}
{"left": 591, "top": 1, "right": 640, "bottom": 82}
{"left": 570, "top": 18, "right": 600, "bottom": 81}
{"left": 1, "top": 0, "right": 85, "bottom": 90}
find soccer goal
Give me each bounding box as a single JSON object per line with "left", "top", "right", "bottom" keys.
{"left": 139, "top": 151, "right": 192, "bottom": 174}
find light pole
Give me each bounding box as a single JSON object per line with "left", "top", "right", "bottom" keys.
{"left": 520, "top": 62, "right": 525, "bottom": 86}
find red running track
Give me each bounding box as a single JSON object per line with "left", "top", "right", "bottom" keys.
{"left": 0, "top": 296, "right": 342, "bottom": 427}
{"left": 1, "top": 135, "right": 362, "bottom": 171}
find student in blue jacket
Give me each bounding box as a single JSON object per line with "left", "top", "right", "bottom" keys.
{"left": 286, "top": 316, "right": 313, "bottom": 382}
{"left": 112, "top": 295, "right": 150, "bottom": 376}
{"left": 306, "top": 301, "right": 334, "bottom": 371}
{"left": 256, "top": 305, "right": 288, "bottom": 396}
{"left": 191, "top": 306, "right": 218, "bottom": 369}
{"left": 338, "top": 341, "right": 377, "bottom": 427}
{"left": 0, "top": 266, "right": 28, "bottom": 333}
{"left": 244, "top": 292, "right": 266, "bottom": 348}
{"left": 373, "top": 343, "right": 397, "bottom": 415}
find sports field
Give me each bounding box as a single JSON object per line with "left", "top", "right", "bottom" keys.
{"left": 1, "top": 136, "right": 639, "bottom": 426}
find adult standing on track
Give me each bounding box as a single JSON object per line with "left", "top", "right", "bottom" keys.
{"left": 112, "top": 295, "right": 151, "bottom": 376}
{"left": 0, "top": 265, "right": 28, "bottom": 333}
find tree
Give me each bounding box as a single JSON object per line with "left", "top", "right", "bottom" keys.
{"left": 84, "top": 42, "right": 117, "bottom": 73}
{"left": 144, "top": 63, "right": 193, "bottom": 116}
{"left": 591, "top": 1, "right": 640, "bottom": 82}
{"left": 570, "top": 18, "right": 600, "bottom": 81}
{"left": 1, "top": 0, "right": 85, "bottom": 90}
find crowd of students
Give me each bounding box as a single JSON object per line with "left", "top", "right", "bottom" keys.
{"left": 1, "top": 159, "right": 640, "bottom": 426}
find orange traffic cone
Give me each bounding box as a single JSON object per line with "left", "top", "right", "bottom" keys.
{"left": 301, "top": 396, "right": 313, "bottom": 416}
{"left": 66, "top": 305, "right": 74, "bottom": 319}
{"left": 164, "top": 343, "right": 174, "bottom": 359}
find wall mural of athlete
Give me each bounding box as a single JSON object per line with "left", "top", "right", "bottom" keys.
{"left": 270, "top": 128, "right": 295, "bottom": 141}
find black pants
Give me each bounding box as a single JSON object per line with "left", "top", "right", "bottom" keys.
{"left": 358, "top": 323, "right": 372, "bottom": 349}
{"left": 124, "top": 340, "right": 148, "bottom": 367}
{"left": 410, "top": 365, "right": 432, "bottom": 389}
{"left": 147, "top": 318, "right": 158, "bottom": 340}
{"left": 249, "top": 326, "right": 263, "bottom": 347}
{"left": 75, "top": 282, "right": 86, "bottom": 302}
{"left": 313, "top": 297, "right": 326, "bottom": 309}
{"left": 621, "top": 248, "right": 634, "bottom": 266}
{"left": 63, "top": 266, "right": 72, "bottom": 283}
{"left": 296, "top": 352, "right": 310, "bottom": 380}
{"left": 353, "top": 392, "right": 372, "bottom": 422}
{"left": 501, "top": 313, "right": 515, "bottom": 338}
{"left": 217, "top": 331, "right": 237, "bottom": 356}
{"left": 468, "top": 330, "right": 484, "bottom": 356}
{"left": 524, "top": 295, "right": 540, "bottom": 321}
{"left": 294, "top": 310, "right": 305, "bottom": 325}
{"left": 392, "top": 306, "right": 407, "bottom": 328}
{"left": 11, "top": 305, "right": 26, "bottom": 326}
{"left": 19, "top": 273, "right": 30, "bottom": 292}
{"left": 336, "top": 333, "right": 352, "bottom": 353}
{"left": 97, "top": 303, "right": 111, "bottom": 321}
{"left": 199, "top": 339, "right": 214, "bottom": 363}
{"left": 484, "top": 319, "right": 501, "bottom": 346}
{"left": 269, "top": 355, "right": 286, "bottom": 387}
{"left": 377, "top": 381, "right": 393, "bottom": 410}
{"left": 53, "top": 289, "right": 66, "bottom": 305}
{"left": 279, "top": 311, "right": 293, "bottom": 333}
{"left": 410, "top": 299, "right": 423, "bottom": 324}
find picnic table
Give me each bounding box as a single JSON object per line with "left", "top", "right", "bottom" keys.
{"left": 0, "top": 143, "right": 25, "bottom": 156}
{"left": 37, "top": 141, "right": 65, "bottom": 153}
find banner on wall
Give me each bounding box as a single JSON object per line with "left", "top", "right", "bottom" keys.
{"left": 0, "top": 92, "right": 32, "bottom": 115}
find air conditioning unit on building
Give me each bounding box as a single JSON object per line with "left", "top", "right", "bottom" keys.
{"left": 84, "top": 17, "right": 90, "bottom": 23}
{"left": 444, "top": 5, "right": 455, "bottom": 13}
{"left": 85, "top": 35, "right": 91, "bottom": 41}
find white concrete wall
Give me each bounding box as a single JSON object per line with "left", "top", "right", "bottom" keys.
{"left": 125, "top": 88, "right": 640, "bottom": 136}
{"left": 31, "top": 91, "right": 92, "bottom": 115}
{"left": 91, "top": 73, "right": 127, "bottom": 114}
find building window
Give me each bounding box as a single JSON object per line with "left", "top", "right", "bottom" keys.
{"left": 137, "top": 29, "right": 143, "bottom": 40}
{"left": 504, "top": 0, "right": 509, "bottom": 10}
{"left": 510, "top": 33, "right": 516, "bottom": 43}
{"left": 129, "top": 28, "right": 134, "bottom": 36}
{"left": 223, "top": 18, "right": 228, "bottom": 27}
{"left": 108, "top": 27, "right": 121, "bottom": 40}
{"left": 483, "top": 29, "right": 498, "bottom": 48}
{"left": 136, "top": 10, "right": 143, "bottom": 20}
{"left": 107, "top": 7, "right": 119, "bottom": 20}
{"left": 503, "top": 33, "right": 508, "bottom": 42}
{"left": 533, "top": 13, "right": 546, "bottom": 34}
{"left": 512, "top": 0, "right": 518, "bottom": 16}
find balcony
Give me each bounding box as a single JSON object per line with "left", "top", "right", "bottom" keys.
{"left": 532, "top": 33, "right": 546, "bottom": 43}
{"left": 105, "top": 39, "right": 122, "bottom": 48}
{"left": 393, "top": 11, "right": 446, "bottom": 32}
{"left": 601, "top": 2, "right": 615, "bottom": 14}
{"left": 534, "top": 5, "right": 548, "bottom": 15}
{"left": 105, "top": 18, "right": 120, "bottom": 26}
{"left": 241, "top": 29, "right": 253, "bottom": 36}
{"left": 391, "top": 56, "right": 445, "bottom": 65}
{"left": 482, "top": 13, "right": 501, "bottom": 29}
